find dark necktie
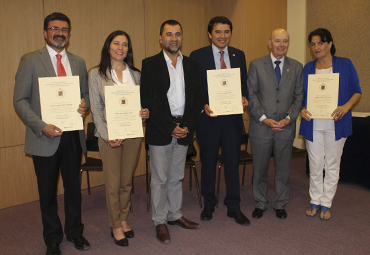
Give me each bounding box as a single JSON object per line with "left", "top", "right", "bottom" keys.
{"left": 274, "top": 60, "right": 281, "bottom": 85}
{"left": 220, "top": 51, "right": 227, "bottom": 69}
{"left": 56, "top": 54, "right": 67, "bottom": 77}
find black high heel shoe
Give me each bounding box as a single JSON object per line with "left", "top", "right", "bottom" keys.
{"left": 111, "top": 228, "right": 129, "bottom": 247}
{"left": 124, "top": 229, "right": 135, "bottom": 238}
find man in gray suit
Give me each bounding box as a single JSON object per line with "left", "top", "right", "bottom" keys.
{"left": 13, "top": 12, "right": 90, "bottom": 255}
{"left": 247, "top": 28, "right": 303, "bottom": 220}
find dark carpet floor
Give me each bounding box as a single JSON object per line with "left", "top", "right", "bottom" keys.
{"left": 1, "top": 157, "right": 370, "bottom": 254}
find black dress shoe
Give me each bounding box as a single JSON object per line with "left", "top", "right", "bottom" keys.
{"left": 200, "top": 207, "right": 215, "bottom": 220}
{"left": 124, "top": 229, "right": 134, "bottom": 238}
{"left": 111, "top": 229, "right": 129, "bottom": 246}
{"left": 252, "top": 208, "right": 265, "bottom": 219}
{"left": 227, "top": 211, "right": 251, "bottom": 225}
{"left": 46, "top": 243, "right": 61, "bottom": 255}
{"left": 275, "top": 209, "right": 287, "bottom": 219}
{"left": 66, "top": 236, "right": 90, "bottom": 250}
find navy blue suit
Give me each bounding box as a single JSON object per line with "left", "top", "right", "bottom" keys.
{"left": 190, "top": 45, "right": 247, "bottom": 212}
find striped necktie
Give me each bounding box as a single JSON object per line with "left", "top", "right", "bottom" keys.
{"left": 220, "top": 51, "right": 227, "bottom": 69}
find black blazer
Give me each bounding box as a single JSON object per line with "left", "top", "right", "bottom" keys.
{"left": 140, "top": 51, "right": 203, "bottom": 146}
{"left": 190, "top": 45, "right": 248, "bottom": 133}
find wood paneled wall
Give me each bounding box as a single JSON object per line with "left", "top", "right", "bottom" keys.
{"left": 306, "top": 0, "right": 370, "bottom": 112}
{"left": 144, "top": 0, "right": 211, "bottom": 57}
{"left": 0, "top": 0, "right": 45, "bottom": 209}
{"left": 0, "top": 0, "right": 287, "bottom": 209}
{"left": 245, "top": 0, "right": 287, "bottom": 66}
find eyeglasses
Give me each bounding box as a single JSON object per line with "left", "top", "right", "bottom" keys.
{"left": 47, "top": 27, "right": 69, "bottom": 33}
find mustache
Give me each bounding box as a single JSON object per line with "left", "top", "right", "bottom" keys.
{"left": 53, "top": 35, "right": 66, "bottom": 40}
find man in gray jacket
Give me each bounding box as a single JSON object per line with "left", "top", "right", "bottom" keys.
{"left": 247, "top": 28, "right": 303, "bottom": 220}
{"left": 13, "top": 12, "right": 90, "bottom": 255}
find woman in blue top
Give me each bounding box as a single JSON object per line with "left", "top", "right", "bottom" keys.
{"left": 300, "top": 28, "right": 361, "bottom": 220}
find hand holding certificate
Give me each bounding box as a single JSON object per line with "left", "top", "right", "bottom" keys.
{"left": 207, "top": 68, "right": 243, "bottom": 116}
{"left": 307, "top": 73, "right": 339, "bottom": 119}
{"left": 38, "top": 76, "right": 83, "bottom": 131}
{"left": 105, "top": 86, "right": 143, "bottom": 140}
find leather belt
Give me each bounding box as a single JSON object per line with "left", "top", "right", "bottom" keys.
{"left": 172, "top": 116, "right": 183, "bottom": 123}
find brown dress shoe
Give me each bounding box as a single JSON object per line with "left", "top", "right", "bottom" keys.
{"left": 168, "top": 216, "right": 200, "bottom": 229}
{"left": 156, "top": 223, "right": 170, "bottom": 244}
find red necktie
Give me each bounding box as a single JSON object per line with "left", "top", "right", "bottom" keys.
{"left": 220, "top": 51, "right": 227, "bottom": 69}
{"left": 56, "top": 54, "right": 67, "bottom": 77}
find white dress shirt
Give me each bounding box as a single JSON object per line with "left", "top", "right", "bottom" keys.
{"left": 270, "top": 52, "right": 285, "bottom": 75}
{"left": 46, "top": 44, "right": 72, "bottom": 76}
{"left": 163, "top": 50, "right": 185, "bottom": 117}
{"left": 259, "top": 53, "right": 289, "bottom": 122}
{"left": 111, "top": 64, "right": 136, "bottom": 86}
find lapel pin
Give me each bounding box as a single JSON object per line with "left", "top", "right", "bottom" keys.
{"left": 287, "top": 69, "right": 289, "bottom": 72}
{"left": 233, "top": 54, "right": 235, "bottom": 56}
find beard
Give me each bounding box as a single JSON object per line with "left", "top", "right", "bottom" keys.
{"left": 47, "top": 34, "right": 67, "bottom": 49}
{"left": 163, "top": 42, "right": 181, "bottom": 55}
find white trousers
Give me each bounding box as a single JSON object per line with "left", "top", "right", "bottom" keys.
{"left": 306, "top": 129, "right": 346, "bottom": 208}
{"left": 149, "top": 137, "right": 188, "bottom": 226}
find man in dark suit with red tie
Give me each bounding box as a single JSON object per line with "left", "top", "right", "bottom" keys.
{"left": 190, "top": 16, "right": 249, "bottom": 225}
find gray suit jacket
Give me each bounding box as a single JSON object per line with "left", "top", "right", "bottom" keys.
{"left": 14, "top": 46, "right": 90, "bottom": 156}
{"left": 247, "top": 54, "right": 303, "bottom": 141}
{"left": 88, "top": 66, "right": 140, "bottom": 141}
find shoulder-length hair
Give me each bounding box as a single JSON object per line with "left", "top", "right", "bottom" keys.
{"left": 97, "top": 30, "right": 139, "bottom": 80}
{"left": 308, "top": 28, "right": 336, "bottom": 55}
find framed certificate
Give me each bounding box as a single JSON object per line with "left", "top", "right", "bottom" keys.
{"left": 105, "top": 85, "right": 143, "bottom": 140}
{"left": 38, "top": 76, "right": 83, "bottom": 131}
{"left": 307, "top": 73, "right": 339, "bottom": 119}
{"left": 207, "top": 68, "right": 243, "bottom": 116}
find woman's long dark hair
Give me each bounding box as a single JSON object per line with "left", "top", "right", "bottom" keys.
{"left": 308, "top": 28, "right": 336, "bottom": 55}
{"left": 97, "top": 30, "right": 140, "bottom": 80}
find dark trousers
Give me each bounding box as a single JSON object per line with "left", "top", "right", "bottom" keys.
{"left": 197, "top": 115, "right": 242, "bottom": 212}
{"left": 33, "top": 131, "right": 84, "bottom": 246}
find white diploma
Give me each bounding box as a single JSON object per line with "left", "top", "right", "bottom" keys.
{"left": 207, "top": 68, "right": 243, "bottom": 116}
{"left": 38, "top": 76, "right": 83, "bottom": 131}
{"left": 307, "top": 73, "right": 339, "bottom": 119}
{"left": 105, "top": 86, "right": 143, "bottom": 140}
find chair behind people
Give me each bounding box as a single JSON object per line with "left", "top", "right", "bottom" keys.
{"left": 291, "top": 146, "right": 308, "bottom": 158}
{"left": 80, "top": 122, "right": 103, "bottom": 195}
{"left": 271, "top": 145, "right": 308, "bottom": 175}
{"left": 216, "top": 127, "right": 253, "bottom": 206}
{"left": 145, "top": 143, "right": 151, "bottom": 212}
{"left": 271, "top": 146, "right": 307, "bottom": 158}
{"left": 145, "top": 141, "right": 202, "bottom": 211}
{"left": 80, "top": 122, "right": 134, "bottom": 213}
{"left": 185, "top": 142, "right": 202, "bottom": 208}
{"left": 290, "top": 146, "right": 309, "bottom": 176}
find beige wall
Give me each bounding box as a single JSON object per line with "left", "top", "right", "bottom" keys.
{"left": 306, "top": 0, "right": 370, "bottom": 112}
{"left": 286, "top": 0, "right": 370, "bottom": 148}
{"left": 287, "top": 0, "right": 306, "bottom": 149}
{"left": 287, "top": 0, "right": 306, "bottom": 65}
{"left": 0, "top": 0, "right": 287, "bottom": 209}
